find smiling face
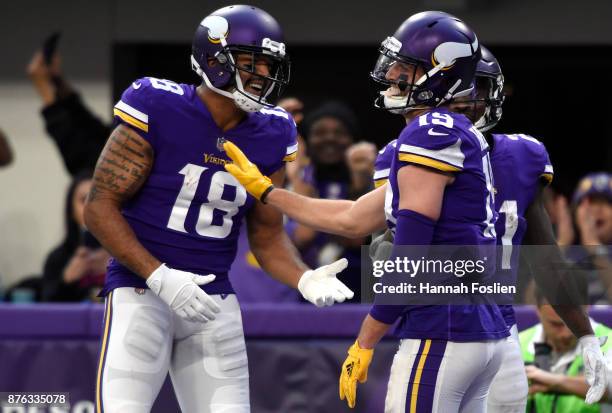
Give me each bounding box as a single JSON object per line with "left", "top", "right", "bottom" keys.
{"left": 206, "top": 52, "right": 275, "bottom": 97}
{"left": 307, "top": 116, "right": 354, "bottom": 165}
{"left": 233, "top": 53, "right": 274, "bottom": 96}
{"left": 370, "top": 52, "right": 433, "bottom": 118}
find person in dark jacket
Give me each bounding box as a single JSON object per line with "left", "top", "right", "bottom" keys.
{"left": 27, "top": 49, "right": 109, "bottom": 175}
{"left": 41, "top": 170, "right": 110, "bottom": 301}
{"left": 0, "top": 128, "right": 13, "bottom": 167}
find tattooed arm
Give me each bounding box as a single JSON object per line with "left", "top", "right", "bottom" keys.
{"left": 83, "top": 124, "right": 161, "bottom": 278}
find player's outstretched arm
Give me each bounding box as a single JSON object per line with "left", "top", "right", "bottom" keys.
{"left": 224, "top": 141, "right": 386, "bottom": 238}
{"left": 247, "top": 167, "right": 354, "bottom": 306}
{"left": 85, "top": 125, "right": 221, "bottom": 323}
{"left": 525, "top": 184, "right": 607, "bottom": 404}
{"left": 267, "top": 185, "right": 387, "bottom": 238}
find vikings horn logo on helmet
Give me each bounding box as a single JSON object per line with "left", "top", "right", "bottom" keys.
{"left": 201, "top": 15, "right": 229, "bottom": 44}
{"left": 431, "top": 37, "right": 479, "bottom": 70}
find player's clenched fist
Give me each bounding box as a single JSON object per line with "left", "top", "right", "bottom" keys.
{"left": 146, "top": 264, "right": 221, "bottom": 323}
{"left": 298, "top": 258, "right": 354, "bottom": 306}
{"left": 223, "top": 141, "right": 275, "bottom": 202}
{"left": 339, "top": 340, "right": 373, "bottom": 408}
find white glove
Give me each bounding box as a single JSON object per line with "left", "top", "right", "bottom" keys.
{"left": 369, "top": 232, "right": 394, "bottom": 262}
{"left": 146, "top": 264, "right": 221, "bottom": 323}
{"left": 298, "top": 258, "right": 354, "bottom": 307}
{"left": 580, "top": 334, "right": 608, "bottom": 404}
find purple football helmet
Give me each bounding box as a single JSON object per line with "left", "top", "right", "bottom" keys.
{"left": 191, "top": 5, "right": 290, "bottom": 112}
{"left": 474, "top": 46, "right": 505, "bottom": 132}
{"left": 371, "top": 11, "right": 481, "bottom": 114}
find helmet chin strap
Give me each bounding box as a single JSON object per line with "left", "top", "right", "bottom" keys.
{"left": 191, "top": 55, "right": 265, "bottom": 113}
{"left": 230, "top": 67, "right": 269, "bottom": 113}
{"left": 382, "top": 94, "right": 411, "bottom": 114}
{"left": 231, "top": 88, "right": 265, "bottom": 113}
{"left": 380, "top": 90, "right": 427, "bottom": 115}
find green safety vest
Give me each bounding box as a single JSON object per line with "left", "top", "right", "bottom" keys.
{"left": 519, "top": 322, "right": 612, "bottom": 413}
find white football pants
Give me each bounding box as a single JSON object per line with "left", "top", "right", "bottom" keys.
{"left": 96, "top": 287, "right": 249, "bottom": 413}
{"left": 487, "top": 324, "right": 529, "bottom": 413}
{"left": 384, "top": 337, "right": 505, "bottom": 413}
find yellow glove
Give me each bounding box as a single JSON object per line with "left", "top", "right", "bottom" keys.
{"left": 339, "top": 340, "right": 374, "bottom": 408}
{"left": 223, "top": 141, "right": 274, "bottom": 202}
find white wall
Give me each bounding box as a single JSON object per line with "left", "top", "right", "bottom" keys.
{"left": 0, "top": 81, "right": 111, "bottom": 289}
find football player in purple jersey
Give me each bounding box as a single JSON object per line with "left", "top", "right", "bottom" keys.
{"left": 354, "top": 47, "right": 608, "bottom": 411}
{"left": 224, "top": 12, "right": 511, "bottom": 412}
{"left": 457, "top": 46, "right": 607, "bottom": 412}
{"left": 222, "top": 15, "right": 609, "bottom": 411}
{"left": 84, "top": 5, "right": 353, "bottom": 413}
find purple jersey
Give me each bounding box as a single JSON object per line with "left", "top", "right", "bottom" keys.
{"left": 491, "top": 133, "right": 553, "bottom": 326}
{"left": 374, "top": 131, "right": 554, "bottom": 333}
{"left": 373, "top": 139, "right": 396, "bottom": 188}
{"left": 383, "top": 108, "right": 507, "bottom": 341}
{"left": 102, "top": 77, "right": 298, "bottom": 295}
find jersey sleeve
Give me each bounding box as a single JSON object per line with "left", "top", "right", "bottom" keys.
{"left": 510, "top": 133, "right": 554, "bottom": 185}
{"left": 113, "top": 78, "right": 157, "bottom": 145}
{"left": 276, "top": 107, "right": 298, "bottom": 163}
{"left": 396, "top": 113, "right": 466, "bottom": 173}
{"left": 283, "top": 122, "right": 298, "bottom": 162}
{"left": 373, "top": 139, "right": 396, "bottom": 188}
{"left": 258, "top": 106, "right": 299, "bottom": 175}
{"left": 539, "top": 143, "right": 554, "bottom": 185}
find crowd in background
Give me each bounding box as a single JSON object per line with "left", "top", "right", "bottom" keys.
{"left": 0, "top": 46, "right": 611, "bottom": 310}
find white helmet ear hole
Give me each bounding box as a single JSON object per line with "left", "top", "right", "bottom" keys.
{"left": 191, "top": 55, "right": 204, "bottom": 77}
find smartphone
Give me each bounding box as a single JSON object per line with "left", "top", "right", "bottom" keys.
{"left": 42, "top": 32, "right": 61, "bottom": 64}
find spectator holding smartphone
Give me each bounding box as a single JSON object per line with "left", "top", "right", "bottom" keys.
{"left": 27, "top": 35, "right": 109, "bottom": 176}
